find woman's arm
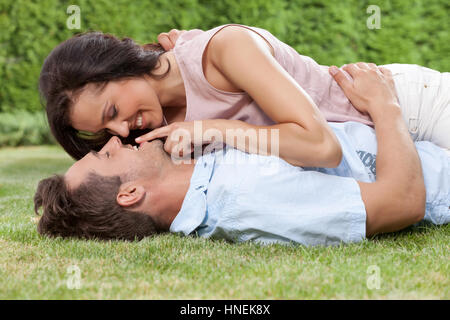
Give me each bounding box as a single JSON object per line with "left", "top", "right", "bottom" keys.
{"left": 147, "top": 26, "right": 342, "bottom": 167}
{"left": 207, "top": 26, "right": 342, "bottom": 167}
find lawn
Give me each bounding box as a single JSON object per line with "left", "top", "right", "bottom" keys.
{"left": 0, "top": 146, "right": 448, "bottom": 299}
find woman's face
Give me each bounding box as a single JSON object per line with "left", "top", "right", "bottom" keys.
{"left": 70, "top": 76, "right": 164, "bottom": 137}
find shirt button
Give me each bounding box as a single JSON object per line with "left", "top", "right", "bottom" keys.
{"left": 203, "top": 162, "right": 207, "bottom": 167}
{"left": 195, "top": 185, "right": 204, "bottom": 190}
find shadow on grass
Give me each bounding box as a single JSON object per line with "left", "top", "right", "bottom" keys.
{"left": 370, "top": 221, "right": 445, "bottom": 242}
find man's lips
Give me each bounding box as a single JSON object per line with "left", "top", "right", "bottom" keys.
{"left": 138, "top": 138, "right": 165, "bottom": 149}
{"left": 138, "top": 137, "right": 166, "bottom": 146}
{"left": 138, "top": 141, "right": 148, "bottom": 149}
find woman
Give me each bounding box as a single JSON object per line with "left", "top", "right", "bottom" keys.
{"left": 39, "top": 24, "right": 449, "bottom": 164}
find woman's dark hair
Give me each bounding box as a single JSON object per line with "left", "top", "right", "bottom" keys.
{"left": 39, "top": 31, "right": 170, "bottom": 160}
{"left": 34, "top": 173, "right": 162, "bottom": 241}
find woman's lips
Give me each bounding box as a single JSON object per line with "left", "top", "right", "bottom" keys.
{"left": 139, "top": 112, "right": 145, "bottom": 129}
{"left": 134, "top": 112, "right": 145, "bottom": 130}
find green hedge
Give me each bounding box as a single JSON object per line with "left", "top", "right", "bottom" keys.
{"left": 0, "top": 112, "right": 55, "bottom": 147}
{"left": 0, "top": 0, "right": 449, "bottom": 142}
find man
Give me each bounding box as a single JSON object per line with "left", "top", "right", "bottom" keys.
{"left": 34, "top": 64, "right": 449, "bottom": 246}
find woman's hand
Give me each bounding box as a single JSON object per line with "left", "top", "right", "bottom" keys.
{"left": 157, "top": 29, "right": 187, "bottom": 51}
{"left": 329, "top": 62, "right": 399, "bottom": 116}
{"left": 136, "top": 121, "right": 200, "bottom": 158}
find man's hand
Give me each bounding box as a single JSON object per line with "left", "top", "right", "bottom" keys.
{"left": 157, "top": 29, "right": 186, "bottom": 51}
{"left": 329, "top": 62, "right": 399, "bottom": 117}
{"left": 329, "top": 63, "right": 426, "bottom": 236}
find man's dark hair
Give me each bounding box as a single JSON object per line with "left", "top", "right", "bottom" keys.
{"left": 34, "top": 173, "right": 161, "bottom": 241}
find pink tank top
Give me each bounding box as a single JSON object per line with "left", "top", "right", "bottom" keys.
{"left": 172, "top": 23, "right": 373, "bottom": 127}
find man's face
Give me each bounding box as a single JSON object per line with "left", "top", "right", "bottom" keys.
{"left": 65, "top": 136, "right": 166, "bottom": 189}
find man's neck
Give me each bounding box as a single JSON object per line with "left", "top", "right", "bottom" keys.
{"left": 154, "top": 161, "right": 195, "bottom": 230}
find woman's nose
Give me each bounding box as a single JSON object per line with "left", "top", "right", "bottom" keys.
{"left": 108, "top": 121, "right": 130, "bottom": 138}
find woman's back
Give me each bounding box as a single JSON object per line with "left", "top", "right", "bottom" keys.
{"left": 172, "top": 23, "right": 373, "bottom": 126}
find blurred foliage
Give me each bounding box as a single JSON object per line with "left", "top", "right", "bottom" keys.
{"left": 0, "top": 112, "right": 55, "bottom": 146}
{"left": 0, "top": 0, "right": 448, "bottom": 144}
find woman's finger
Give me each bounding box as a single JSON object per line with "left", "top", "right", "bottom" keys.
{"left": 367, "top": 63, "right": 378, "bottom": 70}
{"left": 135, "top": 126, "right": 171, "bottom": 143}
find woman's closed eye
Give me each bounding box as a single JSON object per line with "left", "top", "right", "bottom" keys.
{"left": 109, "top": 104, "right": 118, "bottom": 120}
{"left": 104, "top": 105, "right": 118, "bottom": 135}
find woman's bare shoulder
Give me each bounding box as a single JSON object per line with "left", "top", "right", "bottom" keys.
{"left": 208, "top": 25, "right": 275, "bottom": 58}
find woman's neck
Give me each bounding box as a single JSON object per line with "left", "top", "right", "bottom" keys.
{"left": 149, "top": 52, "right": 187, "bottom": 108}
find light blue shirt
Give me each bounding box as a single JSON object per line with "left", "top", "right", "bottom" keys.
{"left": 170, "top": 122, "right": 450, "bottom": 246}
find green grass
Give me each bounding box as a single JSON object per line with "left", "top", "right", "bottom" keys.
{"left": 0, "top": 146, "right": 449, "bottom": 299}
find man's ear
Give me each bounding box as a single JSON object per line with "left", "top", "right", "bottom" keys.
{"left": 116, "top": 182, "right": 145, "bottom": 207}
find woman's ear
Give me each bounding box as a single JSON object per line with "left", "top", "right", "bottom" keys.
{"left": 116, "top": 182, "right": 145, "bottom": 207}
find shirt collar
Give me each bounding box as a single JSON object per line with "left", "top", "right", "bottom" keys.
{"left": 169, "top": 150, "right": 217, "bottom": 235}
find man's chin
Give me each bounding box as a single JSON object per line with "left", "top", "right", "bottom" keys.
{"left": 139, "top": 138, "right": 164, "bottom": 151}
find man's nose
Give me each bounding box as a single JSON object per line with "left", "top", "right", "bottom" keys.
{"left": 101, "top": 136, "right": 123, "bottom": 153}
{"left": 108, "top": 121, "right": 130, "bottom": 138}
